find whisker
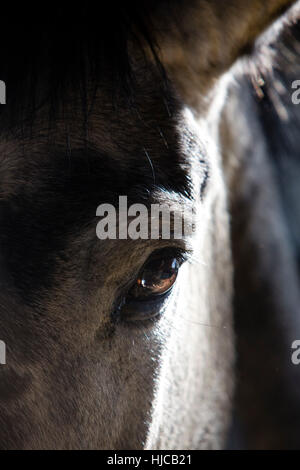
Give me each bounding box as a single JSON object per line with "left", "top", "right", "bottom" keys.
{"left": 143, "top": 147, "right": 156, "bottom": 186}
{"left": 180, "top": 317, "right": 228, "bottom": 329}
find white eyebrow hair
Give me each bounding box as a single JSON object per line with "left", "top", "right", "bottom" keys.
{"left": 148, "top": 189, "right": 196, "bottom": 238}
{"left": 150, "top": 188, "right": 195, "bottom": 212}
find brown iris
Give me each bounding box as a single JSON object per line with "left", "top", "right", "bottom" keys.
{"left": 117, "top": 249, "right": 185, "bottom": 322}
{"left": 132, "top": 256, "right": 180, "bottom": 299}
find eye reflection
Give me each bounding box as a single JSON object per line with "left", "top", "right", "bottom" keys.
{"left": 135, "top": 257, "right": 179, "bottom": 297}
{"left": 116, "top": 248, "right": 187, "bottom": 323}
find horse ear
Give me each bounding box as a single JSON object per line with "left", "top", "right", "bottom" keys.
{"left": 151, "top": 0, "right": 295, "bottom": 107}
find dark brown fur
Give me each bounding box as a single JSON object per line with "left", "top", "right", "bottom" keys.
{"left": 0, "top": 1, "right": 298, "bottom": 449}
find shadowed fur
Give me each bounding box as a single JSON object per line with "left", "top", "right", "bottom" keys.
{"left": 0, "top": 1, "right": 299, "bottom": 450}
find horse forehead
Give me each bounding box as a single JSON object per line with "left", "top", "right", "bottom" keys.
{"left": 0, "top": 116, "right": 197, "bottom": 303}
{"left": 0, "top": 112, "right": 198, "bottom": 204}
{"left": 0, "top": 62, "right": 204, "bottom": 200}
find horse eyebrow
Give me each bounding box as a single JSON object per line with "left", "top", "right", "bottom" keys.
{"left": 38, "top": 144, "right": 194, "bottom": 203}
{"left": 147, "top": 189, "right": 196, "bottom": 235}
{"left": 150, "top": 188, "right": 194, "bottom": 208}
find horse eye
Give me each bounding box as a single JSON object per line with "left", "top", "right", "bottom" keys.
{"left": 131, "top": 256, "right": 179, "bottom": 298}
{"left": 116, "top": 248, "right": 186, "bottom": 323}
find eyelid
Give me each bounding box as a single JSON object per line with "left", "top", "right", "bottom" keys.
{"left": 118, "top": 294, "right": 171, "bottom": 322}
{"left": 137, "top": 247, "right": 190, "bottom": 270}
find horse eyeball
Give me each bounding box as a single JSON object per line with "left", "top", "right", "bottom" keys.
{"left": 134, "top": 257, "right": 179, "bottom": 297}
{"left": 117, "top": 249, "right": 187, "bottom": 322}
